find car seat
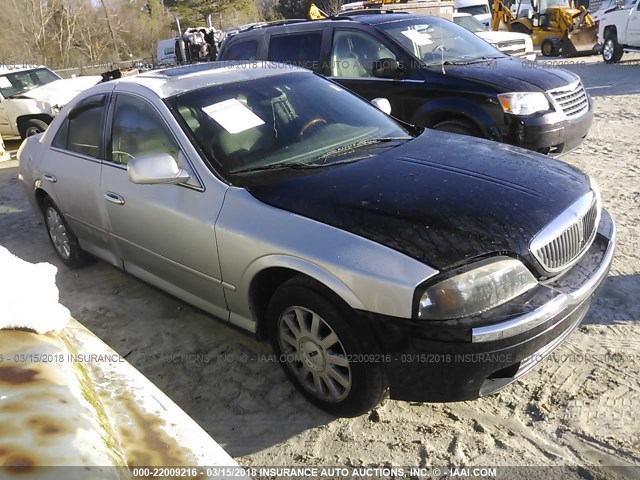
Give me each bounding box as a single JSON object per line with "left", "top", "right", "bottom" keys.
{"left": 214, "top": 93, "right": 276, "bottom": 169}
{"left": 332, "top": 35, "right": 368, "bottom": 78}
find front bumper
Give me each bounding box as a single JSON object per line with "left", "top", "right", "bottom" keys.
{"left": 504, "top": 99, "right": 593, "bottom": 157}
{"left": 362, "top": 209, "right": 615, "bottom": 402}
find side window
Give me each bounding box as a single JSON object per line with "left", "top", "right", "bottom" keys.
{"left": 330, "top": 30, "right": 396, "bottom": 78}
{"left": 268, "top": 32, "right": 322, "bottom": 70}
{"left": 53, "top": 96, "right": 105, "bottom": 158}
{"left": 110, "top": 95, "right": 180, "bottom": 165}
{"left": 223, "top": 40, "right": 258, "bottom": 60}
{"left": 52, "top": 119, "right": 69, "bottom": 149}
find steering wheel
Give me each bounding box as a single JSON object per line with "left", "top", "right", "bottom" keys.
{"left": 432, "top": 44, "right": 447, "bottom": 52}
{"left": 299, "top": 117, "right": 328, "bottom": 137}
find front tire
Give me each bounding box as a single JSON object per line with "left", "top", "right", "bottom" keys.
{"left": 42, "top": 198, "right": 93, "bottom": 268}
{"left": 432, "top": 119, "right": 482, "bottom": 137}
{"left": 267, "top": 277, "right": 387, "bottom": 417}
{"left": 541, "top": 37, "right": 562, "bottom": 57}
{"left": 22, "top": 119, "right": 49, "bottom": 139}
{"left": 602, "top": 36, "right": 623, "bottom": 64}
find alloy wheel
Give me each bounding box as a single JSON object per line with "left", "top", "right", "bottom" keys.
{"left": 603, "top": 40, "right": 613, "bottom": 62}
{"left": 277, "top": 306, "right": 352, "bottom": 403}
{"left": 46, "top": 207, "right": 71, "bottom": 259}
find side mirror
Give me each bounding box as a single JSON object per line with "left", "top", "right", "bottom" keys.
{"left": 371, "top": 98, "right": 392, "bottom": 115}
{"left": 127, "top": 152, "right": 191, "bottom": 185}
{"left": 372, "top": 58, "right": 404, "bottom": 79}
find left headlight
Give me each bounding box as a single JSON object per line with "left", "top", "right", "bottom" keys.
{"left": 497, "top": 92, "right": 550, "bottom": 115}
{"left": 418, "top": 257, "right": 537, "bottom": 320}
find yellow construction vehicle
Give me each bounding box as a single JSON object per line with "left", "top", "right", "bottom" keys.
{"left": 491, "top": 0, "right": 597, "bottom": 57}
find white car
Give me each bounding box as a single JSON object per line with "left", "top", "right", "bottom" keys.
{"left": 596, "top": 0, "right": 640, "bottom": 63}
{"left": 0, "top": 65, "right": 101, "bottom": 138}
{"left": 455, "top": 0, "right": 492, "bottom": 26}
{"left": 453, "top": 13, "right": 536, "bottom": 61}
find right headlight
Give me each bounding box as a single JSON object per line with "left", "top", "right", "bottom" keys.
{"left": 497, "top": 92, "right": 550, "bottom": 115}
{"left": 418, "top": 257, "right": 537, "bottom": 320}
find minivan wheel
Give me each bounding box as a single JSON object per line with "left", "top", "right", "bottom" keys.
{"left": 23, "top": 119, "right": 49, "bottom": 139}
{"left": 267, "top": 277, "right": 387, "bottom": 417}
{"left": 433, "top": 119, "right": 481, "bottom": 137}
{"left": 42, "top": 198, "right": 93, "bottom": 268}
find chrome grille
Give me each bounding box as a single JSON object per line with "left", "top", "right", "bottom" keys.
{"left": 496, "top": 40, "right": 526, "bottom": 49}
{"left": 549, "top": 82, "right": 589, "bottom": 117}
{"left": 531, "top": 192, "right": 600, "bottom": 274}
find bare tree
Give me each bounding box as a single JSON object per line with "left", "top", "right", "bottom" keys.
{"left": 99, "top": 0, "right": 120, "bottom": 59}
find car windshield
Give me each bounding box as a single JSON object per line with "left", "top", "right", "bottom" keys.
{"left": 0, "top": 68, "right": 60, "bottom": 98}
{"left": 453, "top": 15, "right": 488, "bottom": 33}
{"left": 456, "top": 4, "right": 490, "bottom": 15}
{"left": 168, "top": 71, "right": 412, "bottom": 177}
{"left": 378, "top": 16, "right": 502, "bottom": 65}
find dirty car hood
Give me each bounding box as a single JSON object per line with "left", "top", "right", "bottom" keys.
{"left": 446, "top": 56, "right": 580, "bottom": 92}
{"left": 247, "top": 130, "right": 591, "bottom": 272}
{"left": 17, "top": 75, "right": 102, "bottom": 106}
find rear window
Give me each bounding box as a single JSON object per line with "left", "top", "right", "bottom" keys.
{"left": 223, "top": 40, "right": 258, "bottom": 60}
{"left": 267, "top": 32, "right": 323, "bottom": 70}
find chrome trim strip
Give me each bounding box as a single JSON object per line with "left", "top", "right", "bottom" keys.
{"left": 472, "top": 220, "right": 616, "bottom": 343}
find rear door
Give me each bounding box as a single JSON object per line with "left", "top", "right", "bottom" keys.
{"left": 99, "top": 87, "right": 229, "bottom": 320}
{"left": 41, "top": 94, "right": 117, "bottom": 265}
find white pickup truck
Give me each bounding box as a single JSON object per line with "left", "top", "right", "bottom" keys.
{"left": 0, "top": 65, "right": 100, "bottom": 138}
{"left": 597, "top": 0, "right": 640, "bottom": 63}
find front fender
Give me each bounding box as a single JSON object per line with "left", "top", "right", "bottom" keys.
{"left": 411, "top": 97, "right": 500, "bottom": 139}
{"left": 242, "top": 254, "right": 368, "bottom": 312}
{"left": 217, "top": 188, "right": 439, "bottom": 326}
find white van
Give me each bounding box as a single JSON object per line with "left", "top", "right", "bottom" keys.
{"left": 156, "top": 38, "right": 179, "bottom": 66}
{"left": 455, "top": 0, "right": 492, "bottom": 27}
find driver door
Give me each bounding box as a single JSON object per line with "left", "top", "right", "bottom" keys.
{"left": 327, "top": 28, "right": 420, "bottom": 121}
{"left": 100, "top": 91, "right": 229, "bottom": 320}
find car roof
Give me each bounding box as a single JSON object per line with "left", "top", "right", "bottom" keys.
{"left": 345, "top": 13, "right": 428, "bottom": 25}
{"left": 114, "top": 61, "right": 311, "bottom": 98}
{"left": 227, "top": 13, "right": 434, "bottom": 35}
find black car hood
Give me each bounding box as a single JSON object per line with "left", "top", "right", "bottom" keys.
{"left": 247, "top": 130, "right": 591, "bottom": 272}
{"left": 444, "top": 56, "right": 580, "bottom": 92}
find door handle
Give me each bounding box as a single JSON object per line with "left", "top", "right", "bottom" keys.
{"left": 104, "top": 191, "right": 125, "bottom": 205}
{"left": 43, "top": 173, "right": 57, "bottom": 183}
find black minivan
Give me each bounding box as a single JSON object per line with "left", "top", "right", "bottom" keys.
{"left": 218, "top": 13, "right": 593, "bottom": 156}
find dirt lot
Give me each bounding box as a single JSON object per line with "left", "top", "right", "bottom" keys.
{"left": 1, "top": 55, "right": 639, "bottom": 476}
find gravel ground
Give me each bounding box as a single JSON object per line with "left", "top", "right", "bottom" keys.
{"left": 0, "top": 55, "right": 638, "bottom": 476}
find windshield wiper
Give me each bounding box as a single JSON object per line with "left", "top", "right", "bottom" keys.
{"left": 441, "top": 55, "right": 502, "bottom": 66}
{"left": 230, "top": 162, "right": 324, "bottom": 175}
{"left": 316, "top": 137, "right": 411, "bottom": 161}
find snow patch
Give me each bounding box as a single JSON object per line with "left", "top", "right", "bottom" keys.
{"left": 0, "top": 246, "right": 70, "bottom": 333}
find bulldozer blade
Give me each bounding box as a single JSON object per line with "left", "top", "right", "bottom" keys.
{"left": 562, "top": 25, "right": 598, "bottom": 57}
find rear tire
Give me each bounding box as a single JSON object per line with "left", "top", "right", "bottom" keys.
{"left": 267, "top": 277, "right": 387, "bottom": 417}
{"left": 541, "top": 37, "right": 562, "bottom": 57}
{"left": 42, "top": 198, "right": 93, "bottom": 269}
{"left": 432, "top": 119, "right": 482, "bottom": 137}
{"left": 602, "top": 36, "right": 623, "bottom": 64}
